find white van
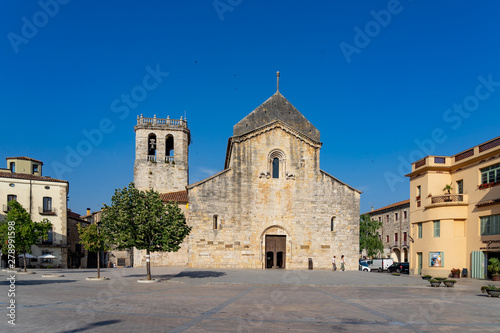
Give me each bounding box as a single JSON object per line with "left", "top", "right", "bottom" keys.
{"left": 366, "top": 258, "right": 394, "bottom": 272}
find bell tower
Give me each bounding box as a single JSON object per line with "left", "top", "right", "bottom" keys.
{"left": 133, "top": 114, "right": 190, "bottom": 193}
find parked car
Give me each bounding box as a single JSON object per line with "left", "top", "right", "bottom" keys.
{"left": 387, "top": 262, "right": 409, "bottom": 274}
{"left": 366, "top": 258, "right": 394, "bottom": 272}
{"left": 359, "top": 263, "right": 371, "bottom": 272}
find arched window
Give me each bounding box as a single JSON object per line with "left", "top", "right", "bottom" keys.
{"left": 148, "top": 133, "right": 157, "bottom": 155}
{"left": 213, "top": 215, "right": 218, "bottom": 230}
{"left": 331, "top": 217, "right": 335, "bottom": 232}
{"left": 272, "top": 158, "right": 279, "bottom": 178}
{"left": 165, "top": 135, "right": 174, "bottom": 157}
{"left": 268, "top": 149, "right": 285, "bottom": 179}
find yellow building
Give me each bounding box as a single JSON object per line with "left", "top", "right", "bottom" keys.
{"left": 0, "top": 157, "right": 69, "bottom": 268}
{"left": 406, "top": 136, "right": 500, "bottom": 278}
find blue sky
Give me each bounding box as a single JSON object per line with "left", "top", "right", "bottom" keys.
{"left": 1, "top": 1, "right": 499, "bottom": 215}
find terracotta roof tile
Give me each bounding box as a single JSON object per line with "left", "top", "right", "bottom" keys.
{"left": 67, "top": 210, "right": 89, "bottom": 222}
{"left": 476, "top": 198, "right": 500, "bottom": 207}
{"left": 160, "top": 190, "right": 188, "bottom": 203}
{"left": 0, "top": 172, "right": 67, "bottom": 183}
{"left": 365, "top": 199, "right": 410, "bottom": 215}
{"left": 6, "top": 156, "right": 43, "bottom": 164}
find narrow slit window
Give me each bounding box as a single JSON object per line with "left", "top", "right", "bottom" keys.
{"left": 213, "top": 215, "right": 218, "bottom": 230}
{"left": 272, "top": 158, "right": 279, "bottom": 178}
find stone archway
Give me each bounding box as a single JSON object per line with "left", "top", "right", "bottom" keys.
{"left": 260, "top": 225, "right": 290, "bottom": 269}
{"left": 403, "top": 248, "right": 408, "bottom": 262}
{"left": 392, "top": 248, "right": 401, "bottom": 262}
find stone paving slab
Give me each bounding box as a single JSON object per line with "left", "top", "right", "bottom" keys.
{"left": 1, "top": 267, "right": 499, "bottom": 332}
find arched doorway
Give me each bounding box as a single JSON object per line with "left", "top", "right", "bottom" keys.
{"left": 265, "top": 235, "right": 286, "bottom": 269}
{"left": 261, "top": 225, "right": 290, "bottom": 269}
{"left": 392, "top": 248, "right": 401, "bottom": 263}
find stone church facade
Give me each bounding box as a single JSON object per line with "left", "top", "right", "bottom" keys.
{"left": 133, "top": 86, "right": 361, "bottom": 270}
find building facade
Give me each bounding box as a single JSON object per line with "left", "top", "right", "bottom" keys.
{"left": 0, "top": 157, "right": 69, "bottom": 268}
{"left": 133, "top": 87, "right": 361, "bottom": 270}
{"left": 67, "top": 210, "right": 90, "bottom": 268}
{"left": 365, "top": 200, "right": 410, "bottom": 262}
{"left": 406, "top": 136, "right": 500, "bottom": 277}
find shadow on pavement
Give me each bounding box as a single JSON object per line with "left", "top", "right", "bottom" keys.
{"left": 121, "top": 273, "right": 178, "bottom": 280}
{"left": 0, "top": 279, "right": 77, "bottom": 286}
{"left": 174, "top": 271, "right": 227, "bottom": 279}
{"left": 60, "top": 319, "right": 121, "bottom": 333}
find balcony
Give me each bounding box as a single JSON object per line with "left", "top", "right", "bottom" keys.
{"left": 165, "top": 156, "right": 175, "bottom": 163}
{"left": 147, "top": 155, "right": 157, "bottom": 162}
{"left": 39, "top": 207, "right": 57, "bottom": 215}
{"left": 424, "top": 194, "right": 468, "bottom": 208}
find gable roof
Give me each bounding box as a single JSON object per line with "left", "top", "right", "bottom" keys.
{"left": 0, "top": 171, "right": 67, "bottom": 183}
{"left": 320, "top": 170, "right": 362, "bottom": 194}
{"left": 160, "top": 190, "right": 188, "bottom": 203}
{"left": 233, "top": 92, "right": 320, "bottom": 142}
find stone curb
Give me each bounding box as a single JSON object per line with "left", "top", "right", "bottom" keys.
{"left": 137, "top": 279, "right": 161, "bottom": 283}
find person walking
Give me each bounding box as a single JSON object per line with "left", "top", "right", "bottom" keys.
{"left": 340, "top": 255, "right": 345, "bottom": 271}
{"left": 332, "top": 256, "right": 337, "bottom": 271}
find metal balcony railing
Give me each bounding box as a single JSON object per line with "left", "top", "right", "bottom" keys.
{"left": 39, "top": 207, "right": 56, "bottom": 215}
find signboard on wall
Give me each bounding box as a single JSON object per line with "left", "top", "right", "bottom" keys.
{"left": 429, "top": 252, "right": 444, "bottom": 267}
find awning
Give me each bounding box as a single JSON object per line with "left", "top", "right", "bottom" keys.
{"left": 476, "top": 198, "right": 500, "bottom": 207}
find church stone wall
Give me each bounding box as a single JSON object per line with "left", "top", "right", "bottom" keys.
{"left": 186, "top": 126, "right": 360, "bottom": 270}
{"left": 132, "top": 202, "right": 190, "bottom": 267}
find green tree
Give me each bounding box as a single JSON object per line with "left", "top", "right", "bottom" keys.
{"left": 101, "top": 183, "right": 192, "bottom": 280}
{"left": 359, "top": 214, "right": 384, "bottom": 258}
{"left": 77, "top": 223, "right": 110, "bottom": 278}
{"left": 0, "top": 201, "right": 52, "bottom": 272}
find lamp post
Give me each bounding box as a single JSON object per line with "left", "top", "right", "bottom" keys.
{"left": 97, "top": 221, "right": 101, "bottom": 279}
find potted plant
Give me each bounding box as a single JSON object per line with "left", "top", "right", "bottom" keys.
{"left": 451, "top": 268, "right": 461, "bottom": 278}
{"left": 444, "top": 279, "right": 456, "bottom": 287}
{"left": 429, "top": 279, "right": 441, "bottom": 287}
{"left": 488, "top": 258, "right": 500, "bottom": 281}
{"left": 443, "top": 183, "right": 453, "bottom": 194}
{"left": 481, "top": 285, "right": 500, "bottom": 297}
{"left": 421, "top": 275, "right": 432, "bottom": 280}
{"left": 434, "top": 277, "right": 447, "bottom": 281}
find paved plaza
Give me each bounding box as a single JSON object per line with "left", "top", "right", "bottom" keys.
{"left": 1, "top": 267, "right": 500, "bottom": 332}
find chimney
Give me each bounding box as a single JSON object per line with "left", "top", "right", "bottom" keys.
{"left": 87, "top": 208, "right": 91, "bottom": 216}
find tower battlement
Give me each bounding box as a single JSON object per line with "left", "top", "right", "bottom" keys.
{"left": 135, "top": 114, "right": 188, "bottom": 129}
